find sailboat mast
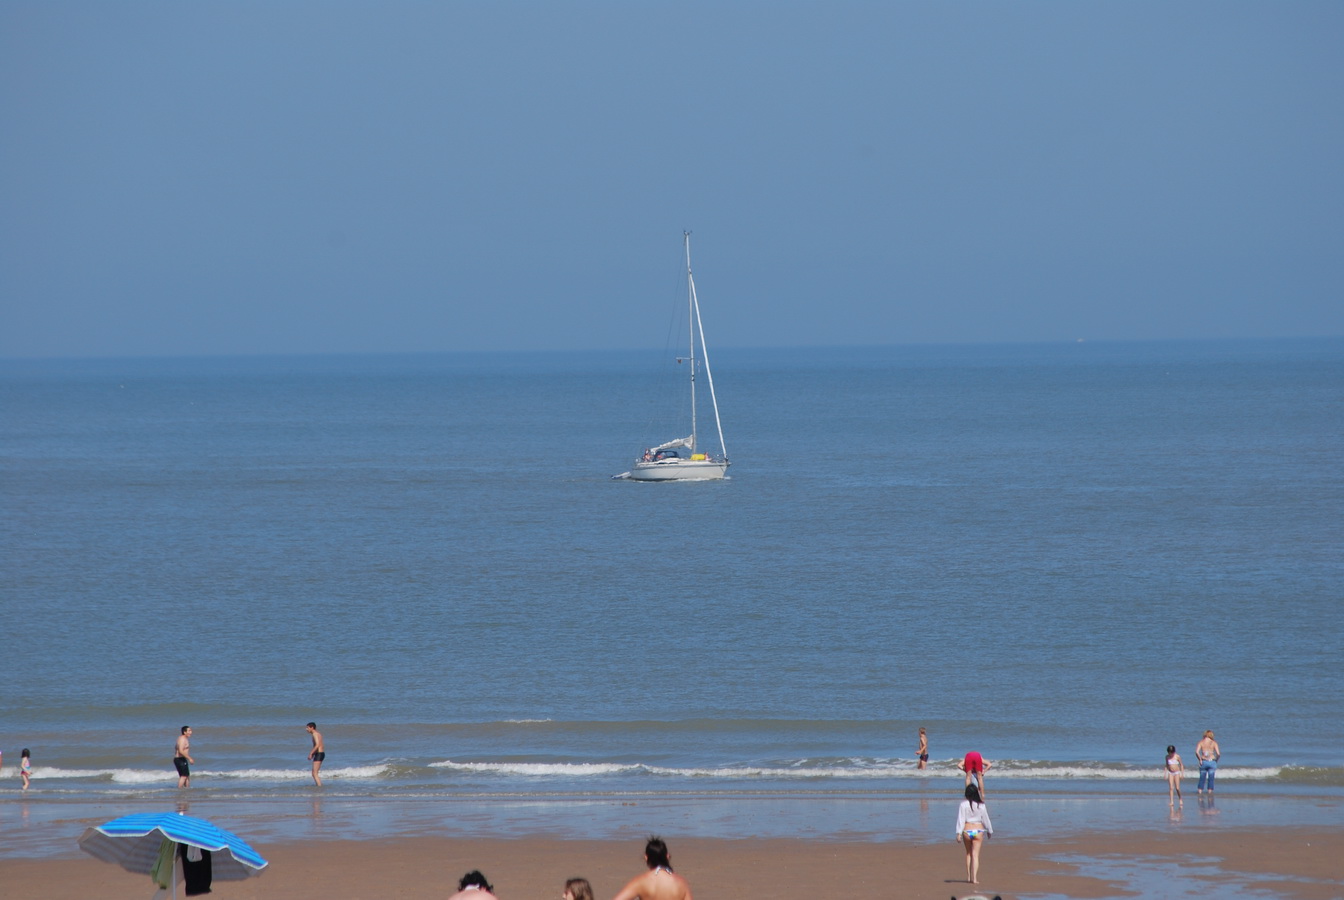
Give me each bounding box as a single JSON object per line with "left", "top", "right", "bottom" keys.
{"left": 685, "top": 231, "right": 697, "bottom": 453}
{"left": 685, "top": 231, "right": 728, "bottom": 464}
{"left": 692, "top": 269, "right": 729, "bottom": 463}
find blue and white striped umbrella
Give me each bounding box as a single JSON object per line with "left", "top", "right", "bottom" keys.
{"left": 78, "top": 812, "right": 268, "bottom": 880}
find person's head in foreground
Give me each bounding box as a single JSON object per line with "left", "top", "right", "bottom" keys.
{"left": 965, "top": 783, "right": 984, "bottom": 805}
{"left": 645, "top": 836, "right": 671, "bottom": 870}
{"left": 563, "top": 878, "right": 594, "bottom": 900}
{"left": 459, "top": 871, "right": 494, "bottom": 892}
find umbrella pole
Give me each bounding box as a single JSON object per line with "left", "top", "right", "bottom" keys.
{"left": 173, "top": 844, "right": 178, "bottom": 900}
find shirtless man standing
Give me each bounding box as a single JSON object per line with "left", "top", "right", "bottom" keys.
{"left": 611, "top": 837, "right": 692, "bottom": 900}
{"left": 917, "top": 727, "right": 929, "bottom": 770}
{"left": 174, "top": 726, "right": 194, "bottom": 788}
{"left": 306, "top": 722, "right": 325, "bottom": 786}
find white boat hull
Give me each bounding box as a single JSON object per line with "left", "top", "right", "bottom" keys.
{"left": 627, "top": 458, "right": 729, "bottom": 481}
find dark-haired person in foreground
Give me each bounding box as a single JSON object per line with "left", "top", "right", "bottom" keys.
{"left": 955, "top": 783, "right": 994, "bottom": 885}
{"left": 449, "top": 870, "right": 498, "bottom": 900}
{"left": 611, "top": 837, "right": 692, "bottom": 900}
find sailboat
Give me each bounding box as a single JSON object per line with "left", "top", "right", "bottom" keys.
{"left": 615, "top": 232, "right": 730, "bottom": 482}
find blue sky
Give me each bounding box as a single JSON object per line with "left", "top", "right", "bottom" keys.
{"left": 2, "top": 2, "right": 1341, "bottom": 358}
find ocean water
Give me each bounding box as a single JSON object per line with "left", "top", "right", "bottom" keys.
{"left": 1, "top": 339, "right": 1341, "bottom": 850}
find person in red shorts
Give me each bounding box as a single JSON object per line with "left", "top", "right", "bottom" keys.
{"left": 957, "top": 750, "right": 991, "bottom": 795}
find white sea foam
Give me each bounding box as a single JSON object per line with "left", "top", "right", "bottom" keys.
{"left": 107, "top": 769, "right": 176, "bottom": 784}
{"left": 23, "top": 764, "right": 395, "bottom": 783}
{"left": 428, "top": 760, "right": 1288, "bottom": 781}
{"left": 15, "top": 760, "right": 1293, "bottom": 785}
{"left": 432, "top": 760, "right": 637, "bottom": 776}
{"left": 199, "top": 765, "right": 393, "bottom": 780}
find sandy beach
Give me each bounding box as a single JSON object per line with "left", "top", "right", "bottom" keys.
{"left": 3, "top": 828, "right": 1340, "bottom": 900}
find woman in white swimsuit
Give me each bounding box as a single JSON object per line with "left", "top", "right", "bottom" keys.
{"left": 955, "top": 783, "right": 993, "bottom": 885}
{"left": 1165, "top": 745, "right": 1184, "bottom": 806}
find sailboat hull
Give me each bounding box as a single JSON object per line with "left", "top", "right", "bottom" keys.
{"left": 627, "top": 459, "right": 729, "bottom": 481}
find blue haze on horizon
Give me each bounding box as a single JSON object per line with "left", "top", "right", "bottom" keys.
{"left": 2, "top": 2, "right": 1341, "bottom": 360}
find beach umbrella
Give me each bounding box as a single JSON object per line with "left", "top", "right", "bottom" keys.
{"left": 78, "top": 811, "right": 267, "bottom": 897}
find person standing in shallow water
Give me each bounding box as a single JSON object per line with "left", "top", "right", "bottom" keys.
{"left": 1165, "top": 745, "right": 1184, "bottom": 807}
{"left": 958, "top": 750, "right": 990, "bottom": 796}
{"left": 173, "top": 726, "right": 194, "bottom": 788}
{"left": 1195, "top": 730, "right": 1220, "bottom": 794}
{"left": 916, "top": 727, "right": 928, "bottom": 770}
{"left": 306, "top": 722, "right": 325, "bottom": 786}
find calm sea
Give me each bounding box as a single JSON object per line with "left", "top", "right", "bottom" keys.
{"left": 1, "top": 339, "right": 1341, "bottom": 849}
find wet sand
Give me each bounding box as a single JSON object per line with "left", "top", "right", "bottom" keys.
{"left": 3, "top": 828, "right": 1340, "bottom": 900}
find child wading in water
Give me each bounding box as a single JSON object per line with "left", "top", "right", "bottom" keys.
{"left": 1165, "top": 745, "right": 1184, "bottom": 807}
{"left": 20, "top": 748, "right": 32, "bottom": 790}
